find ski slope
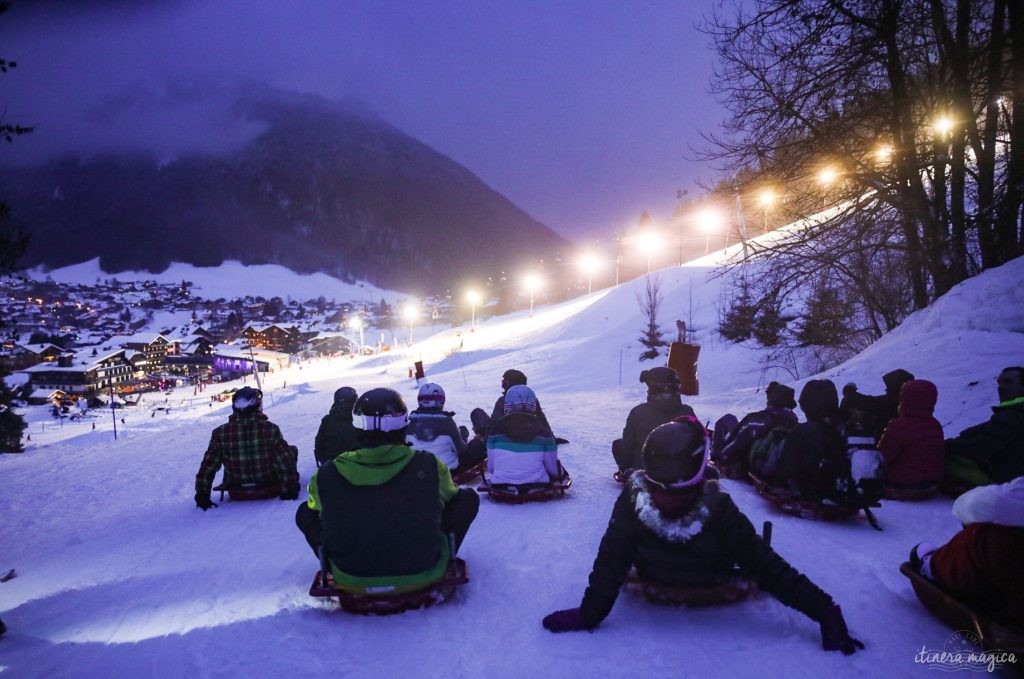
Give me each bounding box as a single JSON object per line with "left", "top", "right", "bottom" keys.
{"left": 2, "top": 254, "right": 1023, "bottom": 678}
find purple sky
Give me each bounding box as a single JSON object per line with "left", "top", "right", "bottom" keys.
{"left": 1, "top": 1, "right": 726, "bottom": 243}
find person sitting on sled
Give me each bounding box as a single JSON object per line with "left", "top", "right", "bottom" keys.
{"left": 490, "top": 369, "right": 554, "bottom": 436}
{"left": 712, "top": 381, "right": 798, "bottom": 477}
{"left": 910, "top": 476, "right": 1024, "bottom": 624}
{"left": 612, "top": 367, "right": 695, "bottom": 476}
{"left": 295, "top": 388, "right": 479, "bottom": 594}
{"left": 313, "top": 386, "right": 360, "bottom": 466}
{"left": 840, "top": 368, "right": 915, "bottom": 442}
{"left": 876, "top": 379, "right": 944, "bottom": 494}
{"left": 944, "top": 366, "right": 1024, "bottom": 491}
{"left": 194, "top": 386, "right": 299, "bottom": 510}
{"left": 541, "top": 419, "right": 863, "bottom": 654}
{"left": 487, "top": 385, "right": 561, "bottom": 487}
{"left": 756, "top": 379, "right": 847, "bottom": 500}
{"left": 407, "top": 382, "right": 484, "bottom": 475}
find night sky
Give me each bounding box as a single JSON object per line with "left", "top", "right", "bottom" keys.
{"left": 1, "top": 1, "right": 726, "bottom": 243}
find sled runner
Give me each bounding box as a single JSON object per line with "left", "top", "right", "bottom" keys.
{"left": 309, "top": 558, "right": 469, "bottom": 615}
{"left": 451, "top": 460, "right": 487, "bottom": 486}
{"left": 882, "top": 484, "right": 939, "bottom": 502}
{"left": 480, "top": 465, "right": 572, "bottom": 504}
{"left": 212, "top": 482, "right": 280, "bottom": 502}
{"left": 899, "top": 562, "right": 1024, "bottom": 656}
{"left": 748, "top": 473, "right": 861, "bottom": 522}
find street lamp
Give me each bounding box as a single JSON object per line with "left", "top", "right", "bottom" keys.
{"left": 465, "top": 289, "right": 481, "bottom": 331}
{"left": 634, "top": 231, "right": 663, "bottom": 275}
{"left": 694, "top": 207, "right": 724, "bottom": 255}
{"left": 402, "top": 303, "right": 418, "bottom": 344}
{"left": 817, "top": 166, "right": 839, "bottom": 186}
{"left": 757, "top": 188, "right": 776, "bottom": 234}
{"left": 932, "top": 115, "right": 954, "bottom": 136}
{"left": 523, "top": 272, "right": 543, "bottom": 316}
{"left": 348, "top": 315, "right": 365, "bottom": 350}
{"left": 874, "top": 144, "right": 894, "bottom": 164}
{"left": 577, "top": 253, "right": 601, "bottom": 295}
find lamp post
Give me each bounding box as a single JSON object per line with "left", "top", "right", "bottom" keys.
{"left": 348, "top": 316, "right": 365, "bottom": 350}
{"left": 695, "top": 208, "right": 724, "bottom": 255}
{"left": 403, "top": 303, "right": 418, "bottom": 344}
{"left": 757, "top": 188, "right": 776, "bottom": 234}
{"left": 578, "top": 253, "right": 600, "bottom": 295}
{"left": 523, "top": 273, "right": 543, "bottom": 316}
{"left": 635, "top": 231, "right": 662, "bottom": 275}
{"left": 466, "top": 290, "right": 481, "bottom": 331}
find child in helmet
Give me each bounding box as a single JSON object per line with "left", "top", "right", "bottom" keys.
{"left": 194, "top": 386, "right": 299, "bottom": 510}
{"left": 490, "top": 369, "right": 554, "bottom": 436}
{"left": 295, "top": 387, "right": 479, "bottom": 594}
{"left": 407, "top": 382, "right": 484, "bottom": 472}
{"left": 487, "top": 385, "right": 560, "bottom": 487}
{"left": 542, "top": 418, "right": 864, "bottom": 655}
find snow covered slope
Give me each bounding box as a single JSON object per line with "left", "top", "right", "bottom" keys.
{"left": 1, "top": 253, "right": 1022, "bottom": 677}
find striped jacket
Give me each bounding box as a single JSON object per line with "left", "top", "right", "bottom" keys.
{"left": 486, "top": 412, "right": 558, "bottom": 485}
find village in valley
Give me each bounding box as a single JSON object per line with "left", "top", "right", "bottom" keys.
{"left": 0, "top": 273, "right": 445, "bottom": 416}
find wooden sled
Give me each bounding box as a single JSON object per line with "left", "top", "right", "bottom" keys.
{"left": 883, "top": 484, "right": 940, "bottom": 502}
{"left": 310, "top": 558, "right": 469, "bottom": 615}
{"left": 899, "top": 562, "right": 1024, "bottom": 656}
{"left": 748, "top": 473, "right": 863, "bottom": 522}
{"left": 451, "top": 460, "right": 487, "bottom": 486}
{"left": 213, "top": 482, "right": 279, "bottom": 502}
{"left": 625, "top": 572, "right": 755, "bottom": 607}
{"left": 480, "top": 465, "right": 572, "bottom": 504}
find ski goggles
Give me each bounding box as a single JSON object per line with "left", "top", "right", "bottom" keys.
{"left": 353, "top": 412, "right": 409, "bottom": 432}
{"left": 646, "top": 415, "right": 710, "bottom": 489}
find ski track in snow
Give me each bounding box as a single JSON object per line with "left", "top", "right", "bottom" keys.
{"left": 2, "top": 256, "right": 1023, "bottom": 677}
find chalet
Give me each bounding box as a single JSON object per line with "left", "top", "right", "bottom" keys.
{"left": 0, "top": 342, "right": 63, "bottom": 372}
{"left": 305, "top": 331, "right": 356, "bottom": 357}
{"left": 19, "top": 348, "right": 134, "bottom": 397}
{"left": 239, "top": 324, "right": 302, "bottom": 354}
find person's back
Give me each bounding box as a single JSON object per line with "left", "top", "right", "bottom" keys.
{"left": 490, "top": 369, "right": 554, "bottom": 435}
{"left": 840, "top": 369, "right": 914, "bottom": 441}
{"left": 614, "top": 367, "right": 694, "bottom": 473}
{"left": 296, "top": 388, "right": 479, "bottom": 594}
{"left": 313, "top": 386, "right": 360, "bottom": 465}
{"left": 715, "top": 381, "right": 798, "bottom": 476}
{"left": 877, "top": 379, "right": 943, "bottom": 487}
{"left": 195, "top": 387, "right": 299, "bottom": 509}
{"left": 770, "top": 380, "right": 846, "bottom": 499}
{"left": 407, "top": 383, "right": 473, "bottom": 471}
{"left": 945, "top": 367, "right": 1024, "bottom": 487}
{"left": 488, "top": 385, "right": 559, "bottom": 486}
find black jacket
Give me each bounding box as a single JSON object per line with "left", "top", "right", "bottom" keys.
{"left": 772, "top": 417, "right": 847, "bottom": 499}
{"left": 946, "top": 399, "right": 1024, "bottom": 483}
{"left": 620, "top": 395, "right": 695, "bottom": 471}
{"left": 717, "top": 406, "right": 798, "bottom": 474}
{"left": 491, "top": 395, "right": 553, "bottom": 436}
{"left": 578, "top": 475, "right": 834, "bottom": 627}
{"left": 313, "top": 400, "right": 360, "bottom": 465}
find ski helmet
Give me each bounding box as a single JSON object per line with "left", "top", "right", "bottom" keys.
{"left": 352, "top": 388, "right": 409, "bottom": 438}
{"left": 417, "top": 382, "right": 446, "bottom": 409}
{"left": 503, "top": 384, "right": 538, "bottom": 415}
{"left": 642, "top": 418, "right": 708, "bottom": 488}
{"left": 232, "top": 386, "right": 263, "bottom": 413}
{"left": 640, "top": 367, "right": 681, "bottom": 395}
{"left": 334, "top": 386, "right": 358, "bottom": 404}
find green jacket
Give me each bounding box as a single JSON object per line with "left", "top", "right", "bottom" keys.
{"left": 307, "top": 444, "right": 458, "bottom": 593}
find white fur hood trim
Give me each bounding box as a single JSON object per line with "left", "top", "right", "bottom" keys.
{"left": 628, "top": 474, "right": 717, "bottom": 543}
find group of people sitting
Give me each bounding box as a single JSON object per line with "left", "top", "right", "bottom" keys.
{"left": 188, "top": 362, "right": 1023, "bottom": 653}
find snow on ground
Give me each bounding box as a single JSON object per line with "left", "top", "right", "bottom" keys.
{"left": 2, "top": 252, "right": 1023, "bottom": 677}
{"left": 25, "top": 257, "right": 407, "bottom": 303}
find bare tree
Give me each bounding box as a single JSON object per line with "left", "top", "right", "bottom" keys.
{"left": 636, "top": 274, "right": 667, "bottom": 360}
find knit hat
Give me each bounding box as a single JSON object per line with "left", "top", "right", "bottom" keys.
{"left": 766, "top": 381, "right": 797, "bottom": 409}
{"left": 334, "top": 386, "right": 358, "bottom": 404}
{"left": 640, "top": 367, "right": 681, "bottom": 395}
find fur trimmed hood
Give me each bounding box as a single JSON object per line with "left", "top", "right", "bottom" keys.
{"left": 628, "top": 472, "right": 720, "bottom": 543}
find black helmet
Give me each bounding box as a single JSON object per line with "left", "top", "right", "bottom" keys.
{"left": 642, "top": 419, "right": 708, "bottom": 487}
{"left": 232, "top": 386, "right": 263, "bottom": 413}
{"left": 352, "top": 388, "right": 409, "bottom": 434}
{"left": 640, "top": 367, "right": 680, "bottom": 395}
{"left": 334, "top": 386, "right": 358, "bottom": 404}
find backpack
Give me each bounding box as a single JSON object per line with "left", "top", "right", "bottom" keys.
{"left": 821, "top": 434, "right": 886, "bottom": 518}
{"left": 748, "top": 426, "right": 793, "bottom": 479}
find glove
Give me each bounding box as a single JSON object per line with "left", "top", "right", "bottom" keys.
{"left": 819, "top": 603, "right": 864, "bottom": 655}
{"left": 279, "top": 486, "right": 299, "bottom": 501}
{"left": 842, "top": 383, "right": 858, "bottom": 398}
{"left": 195, "top": 493, "right": 218, "bottom": 511}
{"left": 542, "top": 608, "right": 592, "bottom": 633}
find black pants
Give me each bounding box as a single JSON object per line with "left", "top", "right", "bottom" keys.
{"left": 295, "top": 488, "right": 480, "bottom": 559}
{"left": 453, "top": 440, "right": 487, "bottom": 475}
{"left": 612, "top": 438, "right": 629, "bottom": 472}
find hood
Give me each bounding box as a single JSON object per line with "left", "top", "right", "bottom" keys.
{"left": 883, "top": 369, "right": 915, "bottom": 395}
{"left": 798, "top": 380, "right": 839, "bottom": 421}
{"left": 898, "top": 379, "right": 937, "bottom": 418}
{"left": 766, "top": 381, "right": 797, "bottom": 409}
{"left": 331, "top": 444, "right": 414, "bottom": 486}
{"left": 628, "top": 472, "right": 718, "bottom": 543}
{"left": 328, "top": 400, "right": 355, "bottom": 419}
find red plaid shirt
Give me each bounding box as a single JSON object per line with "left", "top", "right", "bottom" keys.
{"left": 195, "top": 411, "right": 299, "bottom": 498}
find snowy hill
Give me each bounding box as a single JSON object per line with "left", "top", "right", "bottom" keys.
{"left": 1, "top": 251, "right": 1022, "bottom": 677}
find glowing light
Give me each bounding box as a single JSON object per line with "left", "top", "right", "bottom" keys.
{"left": 933, "top": 115, "right": 954, "bottom": 136}
{"left": 874, "top": 144, "right": 894, "bottom": 163}
{"left": 757, "top": 189, "right": 776, "bottom": 208}
{"left": 817, "top": 167, "right": 839, "bottom": 186}
{"left": 694, "top": 208, "right": 725, "bottom": 235}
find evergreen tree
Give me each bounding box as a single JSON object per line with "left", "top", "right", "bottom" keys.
{"left": 637, "top": 274, "right": 667, "bottom": 360}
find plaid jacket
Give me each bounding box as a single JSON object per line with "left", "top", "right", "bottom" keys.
{"left": 195, "top": 411, "right": 299, "bottom": 498}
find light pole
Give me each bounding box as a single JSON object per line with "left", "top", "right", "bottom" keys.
{"left": 695, "top": 207, "right": 724, "bottom": 255}
{"left": 348, "top": 316, "right": 365, "bottom": 351}
{"left": 635, "top": 231, "right": 662, "bottom": 275}
{"left": 403, "top": 303, "right": 418, "bottom": 344}
{"left": 523, "top": 273, "right": 543, "bottom": 316}
{"left": 577, "top": 253, "right": 600, "bottom": 295}
{"left": 757, "top": 188, "right": 776, "bottom": 235}
{"left": 466, "top": 289, "right": 481, "bottom": 331}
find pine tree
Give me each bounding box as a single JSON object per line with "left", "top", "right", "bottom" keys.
{"left": 637, "top": 274, "right": 667, "bottom": 360}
